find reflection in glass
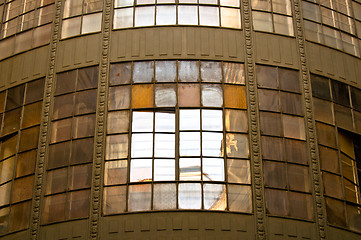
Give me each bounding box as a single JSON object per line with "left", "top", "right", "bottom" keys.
{"left": 104, "top": 160, "right": 127, "bottom": 185}
{"left": 154, "top": 159, "right": 175, "bottom": 180}
{"left": 228, "top": 185, "right": 252, "bottom": 212}
{"left": 179, "top": 158, "right": 201, "bottom": 180}
{"left": 203, "top": 158, "right": 224, "bottom": 181}
{"left": 81, "top": 12, "right": 102, "bottom": 34}
{"left": 131, "top": 133, "right": 153, "bottom": 158}
{"left": 226, "top": 133, "right": 249, "bottom": 158}
{"left": 202, "top": 132, "right": 223, "bottom": 157}
{"left": 178, "top": 183, "right": 202, "bottom": 209}
{"left": 203, "top": 184, "right": 226, "bottom": 210}
{"left": 252, "top": 11, "right": 272, "bottom": 32}
{"left": 179, "top": 109, "right": 200, "bottom": 130}
{"left": 128, "top": 184, "right": 151, "bottom": 211}
{"left": 103, "top": 186, "right": 126, "bottom": 214}
{"left": 106, "top": 134, "right": 128, "bottom": 159}
{"left": 202, "top": 109, "right": 222, "bottom": 131}
{"left": 130, "top": 159, "right": 152, "bottom": 182}
{"left": 155, "top": 85, "right": 176, "bottom": 107}
{"left": 221, "top": 7, "right": 241, "bottom": 28}
{"left": 227, "top": 159, "right": 251, "bottom": 184}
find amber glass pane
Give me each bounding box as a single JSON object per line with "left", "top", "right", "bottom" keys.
{"left": 71, "top": 138, "right": 94, "bottom": 165}
{"left": 68, "top": 190, "right": 90, "bottom": 219}
{"left": 280, "top": 92, "right": 303, "bottom": 115}
{"left": 313, "top": 97, "right": 333, "bottom": 124}
{"left": 45, "top": 168, "right": 67, "bottom": 195}
{"left": 16, "top": 150, "right": 36, "bottom": 178}
{"left": 22, "top": 101, "right": 42, "bottom": 128}
{"left": 12, "top": 175, "right": 34, "bottom": 203}
{"left": 55, "top": 70, "right": 76, "bottom": 95}
{"left": 258, "top": 89, "right": 280, "bottom": 112}
{"left": 225, "top": 109, "right": 248, "bottom": 132}
{"left": 0, "top": 182, "right": 12, "bottom": 206}
{"left": 72, "top": 114, "right": 95, "bottom": 138}
{"left": 108, "top": 86, "right": 131, "bottom": 110}
{"left": 110, "top": 63, "right": 131, "bottom": 85}
{"left": 77, "top": 66, "right": 98, "bottom": 90}
{"left": 264, "top": 161, "right": 286, "bottom": 188}
{"left": 265, "top": 189, "right": 288, "bottom": 216}
{"left": 9, "top": 201, "right": 31, "bottom": 232}
{"left": 334, "top": 104, "right": 353, "bottom": 131}
{"left": 257, "top": 65, "right": 278, "bottom": 89}
{"left": 53, "top": 93, "right": 74, "bottom": 120}
{"left": 74, "top": 89, "right": 97, "bottom": 115}
{"left": 288, "top": 192, "right": 314, "bottom": 220}
{"left": 224, "top": 85, "right": 246, "bottom": 108}
{"left": 42, "top": 194, "right": 66, "bottom": 223}
{"left": 346, "top": 204, "right": 361, "bottom": 232}
{"left": 132, "top": 84, "right": 154, "bottom": 108}
{"left": 6, "top": 85, "right": 25, "bottom": 111}
{"left": 19, "top": 126, "right": 40, "bottom": 152}
{"left": 350, "top": 86, "right": 361, "bottom": 112}
{"left": 325, "top": 197, "right": 346, "bottom": 227}
{"left": 48, "top": 142, "right": 70, "bottom": 169}
{"left": 338, "top": 130, "right": 355, "bottom": 158}
{"left": 25, "top": 78, "right": 45, "bottom": 104}
{"left": 51, "top": 118, "right": 72, "bottom": 143}
{"left": 260, "top": 112, "right": 282, "bottom": 136}
{"left": 0, "top": 157, "right": 15, "bottom": 184}
{"left": 228, "top": 185, "right": 252, "bottom": 212}
{"left": 103, "top": 186, "right": 126, "bottom": 214}
{"left": 178, "top": 84, "right": 200, "bottom": 107}
{"left": 261, "top": 136, "right": 283, "bottom": 160}
{"left": 0, "top": 135, "right": 18, "bottom": 160}
{"left": 223, "top": 63, "right": 245, "bottom": 84}
{"left": 104, "top": 160, "right": 127, "bottom": 185}
{"left": 278, "top": 68, "right": 300, "bottom": 93}
{"left": 284, "top": 139, "right": 308, "bottom": 164}
{"left": 323, "top": 172, "right": 343, "bottom": 199}
{"left": 68, "top": 164, "right": 92, "bottom": 190}
{"left": 2, "top": 108, "right": 21, "bottom": 135}
{"left": 316, "top": 122, "right": 337, "bottom": 148}
{"left": 0, "top": 91, "right": 6, "bottom": 113}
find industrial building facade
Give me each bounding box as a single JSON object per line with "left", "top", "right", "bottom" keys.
{"left": 0, "top": 0, "right": 360, "bottom": 239}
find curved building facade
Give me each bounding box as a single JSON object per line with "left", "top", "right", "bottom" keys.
{"left": 0, "top": 0, "right": 360, "bottom": 239}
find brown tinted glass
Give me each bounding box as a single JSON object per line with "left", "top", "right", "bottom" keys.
{"left": 225, "top": 109, "right": 248, "bottom": 132}
{"left": 72, "top": 114, "right": 95, "bottom": 138}
{"left": 2, "top": 108, "right": 21, "bottom": 135}
{"left": 16, "top": 150, "right": 36, "bottom": 178}
{"left": 316, "top": 122, "right": 337, "bottom": 148}
{"left": 9, "top": 201, "right": 31, "bottom": 232}
{"left": 5, "top": 85, "right": 25, "bottom": 111}
{"left": 103, "top": 186, "right": 126, "bottom": 214}
{"left": 223, "top": 62, "right": 245, "bottom": 84}
{"left": 68, "top": 164, "right": 92, "bottom": 190}
{"left": 334, "top": 104, "right": 353, "bottom": 131}
{"left": 311, "top": 74, "right": 331, "bottom": 100}
{"left": 278, "top": 68, "right": 300, "bottom": 93}
{"left": 258, "top": 89, "right": 280, "bottom": 112}
{"left": 350, "top": 87, "right": 361, "bottom": 112}
{"left": 45, "top": 168, "right": 67, "bottom": 195}
{"left": 325, "top": 197, "right": 346, "bottom": 227}
{"left": 107, "top": 111, "right": 129, "bottom": 134}
{"left": 51, "top": 118, "right": 72, "bottom": 143}
{"left": 264, "top": 161, "right": 286, "bottom": 188}
{"left": 71, "top": 138, "right": 94, "bottom": 165}
{"left": 110, "top": 63, "right": 131, "bottom": 85}
{"left": 288, "top": 164, "right": 310, "bottom": 192}
{"left": 262, "top": 136, "right": 284, "bottom": 160}
{"left": 265, "top": 189, "right": 288, "bottom": 216}
{"left": 22, "top": 101, "right": 42, "bottom": 128}
{"left": 0, "top": 91, "right": 6, "bottom": 113}
{"left": 104, "top": 160, "right": 127, "bottom": 185}
{"left": 55, "top": 70, "right": 76, "bottom": 95}
{"left": 284, "top": 139, "right": 308, "bottom": 164}
{"left": 280, "top": 92, "right": 303, "bottom": 115}
{"left": 0, "top": 157, "right": 15, "bottom": 184}
{"left": 108, "top": 85, "right": 131, "bottom": 110}
{"left": 42, "top": 194, "right": 66, "bottom": 223}
{"left": 25, "top": 78, "right": 45, "bottom": 104}
{"left": 260, "top": 112, "right": 282, "bottom": 136}
{"left": 322, "top": 172, "right": 343, "bottom": 199}
{"left": 178, "top": 84, "right": 200, "bottom": 107}
{"left": 288, "top": 192, "right": 314, "bottom": 220}
{"left": 77, "top": 66, "right": 98, "bottom": 90}
{"left": 331, "top": 80, "right": 350, "bottom": 107}
{"left": 48, "top": 141, "right": 71, "bottom": 169}
{"left": 224, "top": 85, "right": 246, "bottom": 108}
{"left": 19, "top": 127, "right": 39, "bottom": 152}
{"left": 74, "top": 89, "right": 97, "bottom": 115}
{"left": 12, "top": 175, "right": 34, "bottom": 203}
{"left": 319, "top": 146, "right": 339, "bottom": 173}
{"left": 53, "top": 93, "right": 74, "bottom": 119}
{"left": 68, "top": 189, "right": 90, "bottom": 219}
{"left": 313, "top": 98, "right": 333, "bottom": 124}
{"left": 0, "top": 135, "right": 18, "bottom": 160}
{"left": 346, "top": 204, "right": 361, "bottom": 232}
{"left": 257, "top": 65, "right": 278, "bottom": 89}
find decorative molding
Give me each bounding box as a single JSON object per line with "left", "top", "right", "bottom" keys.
{"left": 293, "top": 0, "right": 326, "bottom": 239}
{"left": 242, "top": 1, "right": 267, "bottom": 240}
{"left": 89, "top": 0, "right": 112, "bottom": 239}
{"left": 30, "top": 0, "right": 62, "bottom": 239}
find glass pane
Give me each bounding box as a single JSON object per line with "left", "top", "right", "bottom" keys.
{"left": 0, "top": 157, "right": 15, "bottom": 184}
{"left": 178, "top": 183, "right": 202, "bottom": 209}
{"left": 155, "top": 133, "right": 175, "bottom": 157}
{"left": 153, "top": 183, "right": 176, "bottom": 210}
{"left": 316, "top": 122, "right": 336, "bottom": 148}
{"left": 72, "top": 114, "right": 95, "bottom": 138}
{"left": 77, "top": 66, "right": 99, "bottom": 90}
{"left": 128, "top": 184, "right": 151, "bottom": 211}
{"left": 264, "top": 161, "right": 286, "bottom": 188}
{"left": 257, "top": 65, "right": 277, "bottom": 89}
{"left": 133, "top": 61, "right": 154, "bottom": 83}
{"left": 51, "top": 118, "right": 72, "bottom": 143}
{"left": 115, "top": 0, "right": 134, "bottom": 7}
{"left": 178, "top": 84, "right": 200, "bottom": 107}
{"left": 180, "top": 132, "right": 200, "bottom": 156}
{"left": 200, "top": 61, "right": 222, "bottom": 82}
{"left": 179, "top": 158, "right": 201, "bottom": 180}
{"left": 109, "top": 63, "right": 131, "bottom": 85}
{"left": 132, "top": 84, "right": 154, "bottom": 108}
{"left": 221, "top": 7, "right": 241, "bottom": 28}
{"left": 223, "top": 62, "right": 245, "bottom": 84}
{"left": 71, "top": 138, "right": 94, "bottom": 164}
{"left": 107, "top": 111, "right": 129, "bottom": 134}
{"left": 280, "top": 92, "right": 303, "bottom": 115}
{"left": 319, "top": 146, "right": 339, "bottom": 173}
{"left": 346, "top": 204, "right": 361, "bottom": 232}
{"left": 63, "top": 0, "right": 82, "bottom": 18}
{"left": 178, "top": 6, "right": 198, "bottom": 25}
{"left": 265, "top": 189, "right": 288, "bottom": 216}
{"left": 53, "top": 94, "right": 73, "bottom": 120}
{"left": 75, "top": 89, "right": 97, "bottom": 115}
{"left": 114, "top": 8, "right": 133, "bottom": 28}
{"left": 16, "top": 151, "right": 36, "bottom": 178}
{"left": 68, "top": 190, "right": 90, "bottom": 219}
{"left": 103, "top": 186, "right": 126, "bottom": 214}
{"left": 2, "top": 108, "right": 21, "bottom": 135}
{"left": 252, "top": 11, "right": 272, "bottom": 32}
{"left": 0, "top": 135, "right": 18, "bottom": 160}
{"left": 68, "top": 164, "right": 92, "bottom": 190}
{"left": 220, "top": 0, "right": 239, "bottom": 7}
{"left": 331, "top": 80, "right": 350, "bottom": 107}
{"left": 131, "top": 133, "right": 153, "bottom": 158}
{"left": 302, "top": 1, "right": 321, "bottom": 21}
{"left": 9, "top": 201, "right": 31, "bottom": 232}
{"left": 202, "top": 132, "right": 223, "bottom": 157}
{"left": 288, "top": 192, "right": 314, "bottom": 220}
{"left": 108, "top": 85, "right": 131, "bottom": 110}
{"left": 42, "top": 194, "right": 66, "bottom": 223}
{"left": 61, "top": 17, "right": 81, "bottom": 38}
{"left": 156, "top": 5, "right": 176, "bottom": 25}
{"left": 82, "top": 12, "right": 102, "bottom": 34}
{"left": 0, "top": 182, "right": 12, "bottom": 206}
{"left": 135, "top": 6, "right": 155, "bottom": 27}
{"left": 105, "top": 134, "right": 128, "bottom": 159}
{"left": 130, "top": 159, "right": 152, "bottom": 182}
{"left": 155, "top": 84, "right": 176, "bottom": 107}
{"left": 334, "top": 104, "right": 353, "bottom": 131}
{"left": 323, "top": 172, "right": 343, "bottom": 199}
{"left": 25, "top": 78, "right": 45, "bottom": 104}
{"left": 262, "top": 136, "right": 283, "bottom": 160}
{"left": 203, "top": 184, "right": 226, "bottom": 210}
{"left": 178, "top": 61, "right": 199, "bottom": 82}
{"left": 132, "top": 111, "right": 153, "bottom": 132}
{"left": 313, "top": 98, "right": 334, "bottom": 124}
{"left": 202, "top": 84, "right": 223, "bottom": 107}
{"left": 258, "top": 89, "right": 280, "bottom": 112}
{"left": 179, "top": 109, "right": 200, "bottom": 130}
{"left": 199, "top": 6, "right": 219, "bottom": 26}
{"left": 288, "top": 164, "right": 310, "bottom": 192}
{"left": 154, "top": 159, "right": 175, "bottom": 180}
{"left": 48, "top": 142, "right": 70, "bottom": 169}
{"left": 202, "top": 158, "right": 224, "bottom": 181}
{"left": 282, "top": 115, "right": 306, "bottom": 140}
{"left": 226, "top": 133, "right": 249, "bottom": 158}
{"left": 260, "top": 112, "right": 282, "bottom": 136}
{"left": 202, "top": 109, "right": 222, "bottom": 131}
{"left": 350, "top": 87, "right": 361, "bottom": 112}
{"left": 227, "top": 159, "right": 251, "bottom": 183}
{"left": 310, "top": 74, "right": 331, "bottom": 100}
{"left": 0, "top": 207, "right": 9, "bottom": 234}
{"left": 325, "top": 197, "right": 346, "bottom": 227}
{"left": 228, "top": 185, "right": 252, "bottom": 212}
{"left": 22, "top": 102, "right": 42, "bottom": 128}
{"left": 284, "top": 139, "right": 308, "bottom": 164}
{"left": 273, "top": 0, "right": 291, "bottom": 14}
{"left": 252, "top": 0, "right": 271, "bottom": 10}
{"left": 155, "top": 61, "right": 176, "bottom": 82}
{"left": 104, "top": 160, "right": 127, "bottom": 185}
{"left": 45, "top": 168, "right": 67, "bottom": 195}
{"left": 279, "top": 68, "right": 300, "bottom": 93}
{"left": 56, "top": 70, "right": 76, "bottom": 95}
{"left": 155, "top": 112, "right": 175, "bottom": 132}
{"left": 274, "top": 15, "right": 294, "bottom": 36}
{"left": 225, "top": 109, "right": 248, "bottom": 132}
{"left": 19, "top": 126, "right": 40, "bottom": 152}
{"left": 12, "top": 175, "right": 33, "bottom": 203}
{"left": 224, "top": 85, "right": 246, "bottom": 108}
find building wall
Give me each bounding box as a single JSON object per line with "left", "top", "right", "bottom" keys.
{"left": 0, "top": 0, "right": 361, "bottom": 239}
